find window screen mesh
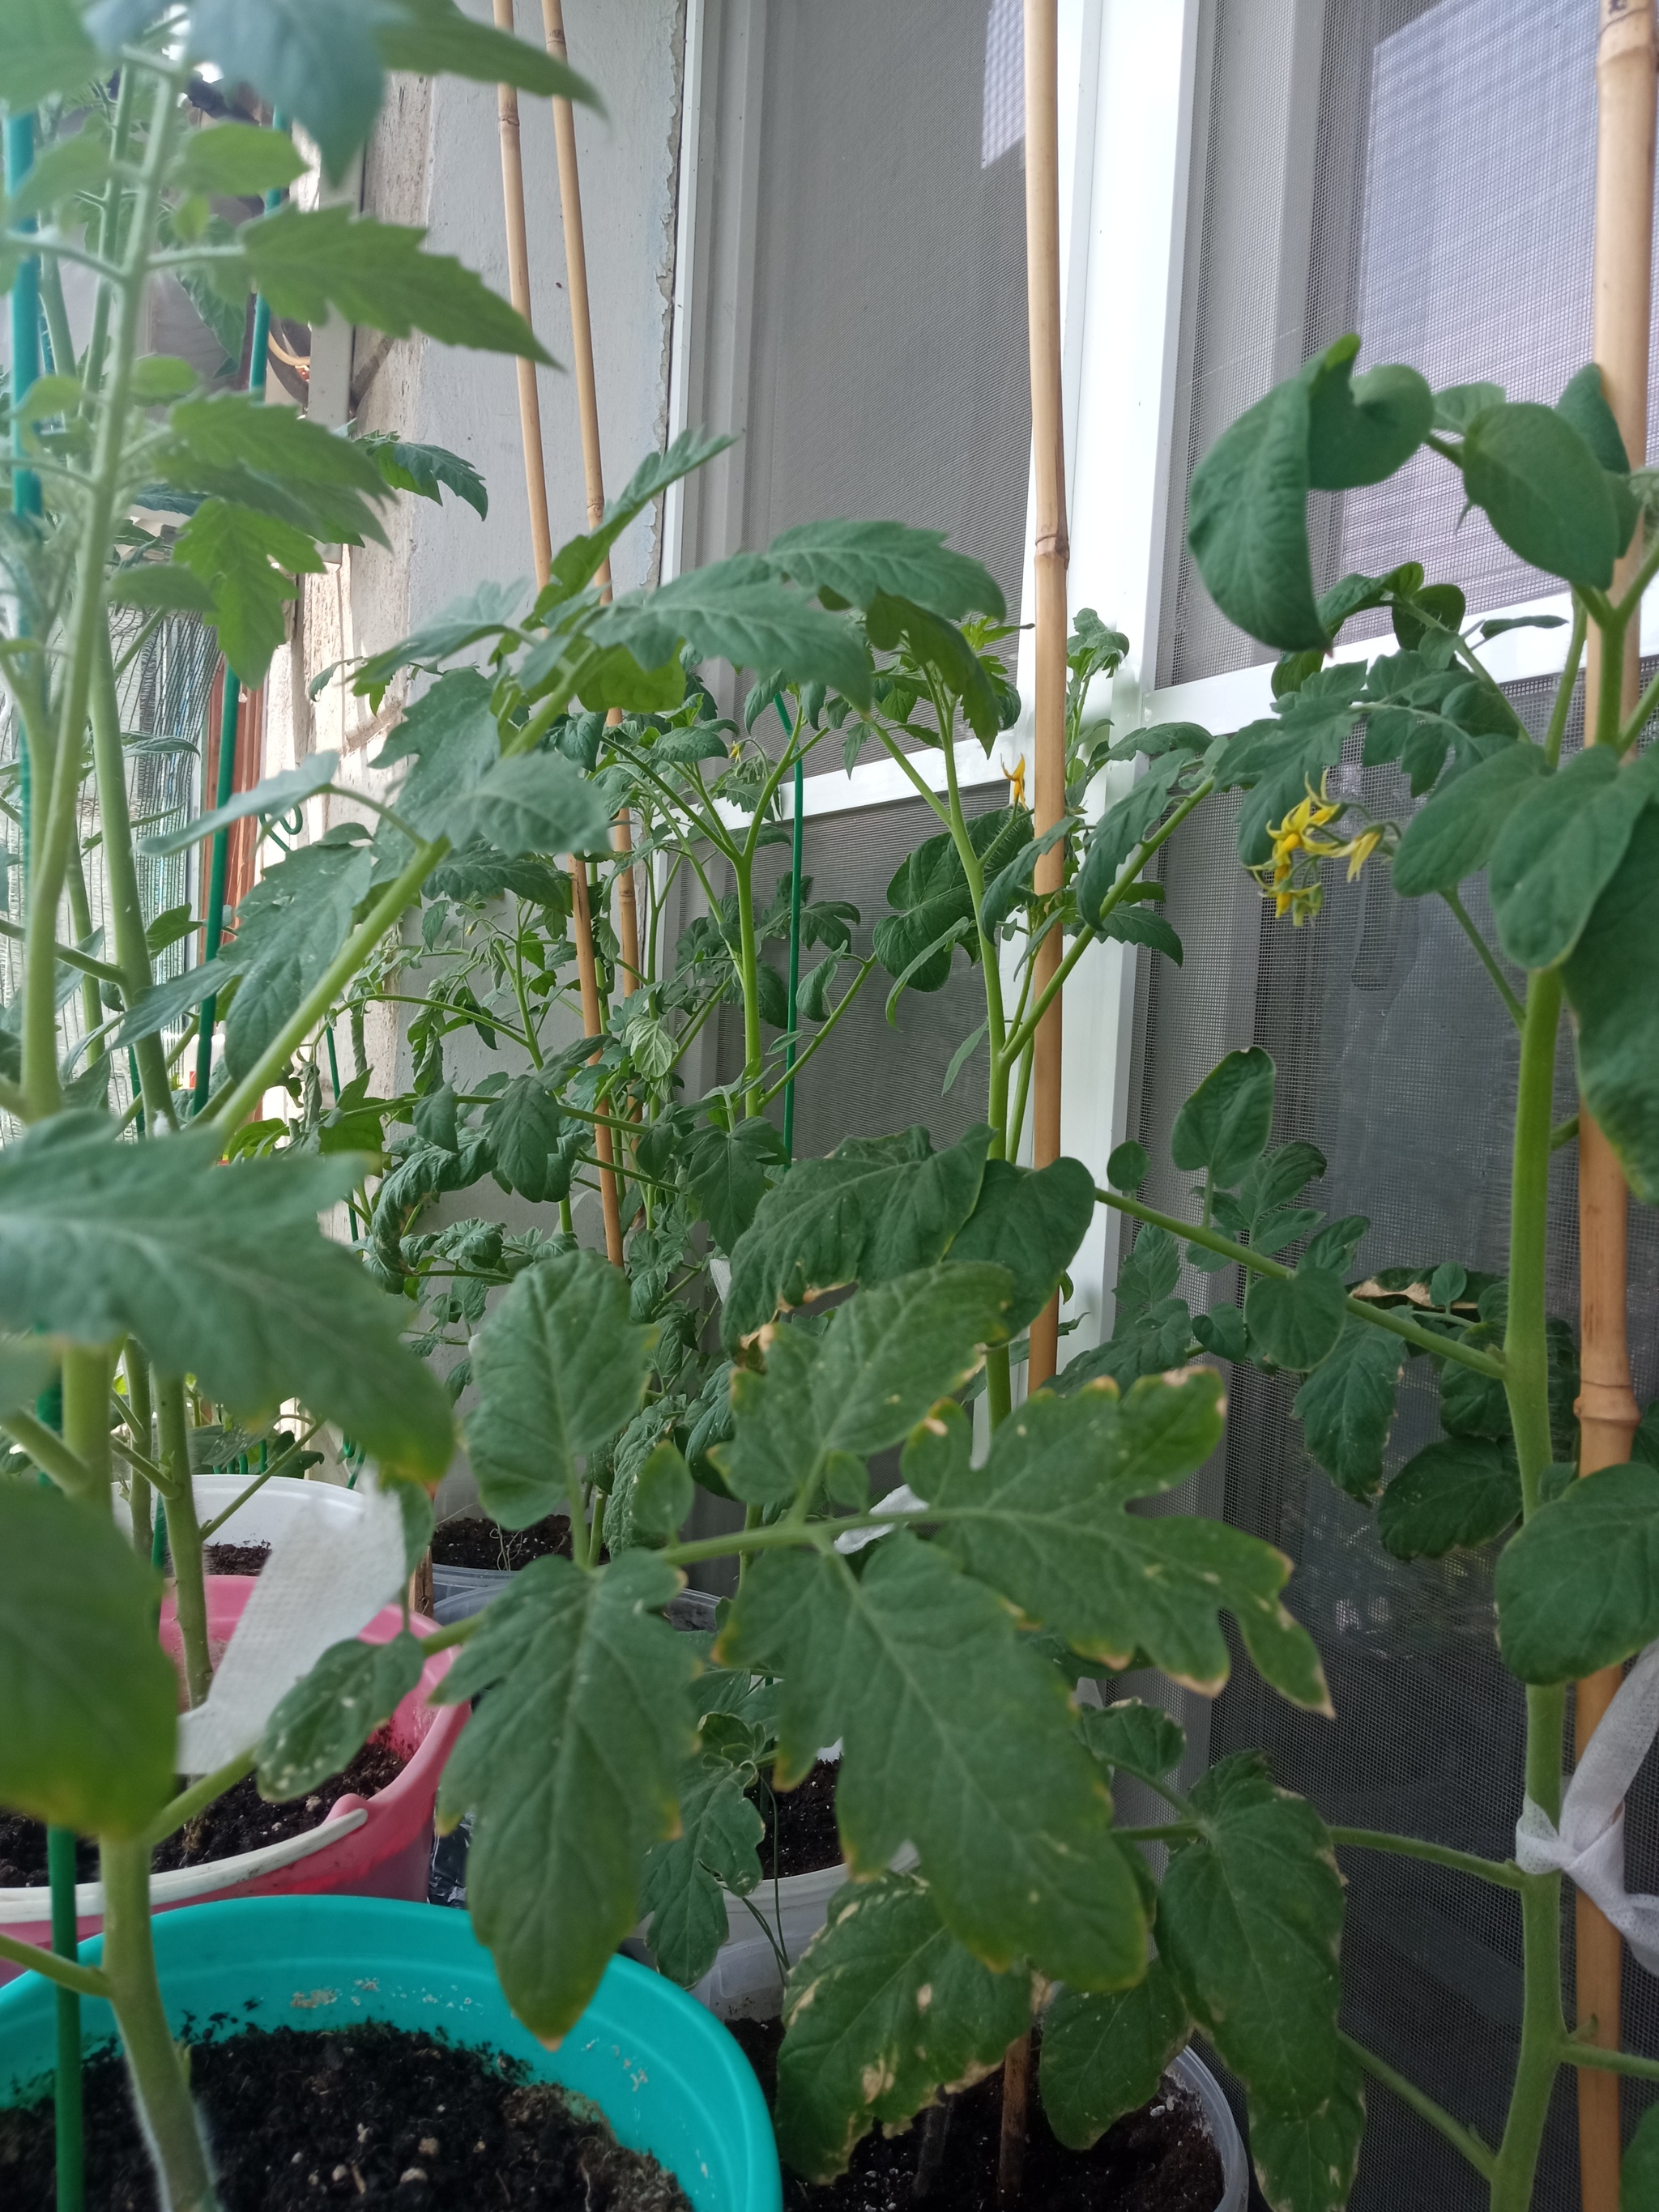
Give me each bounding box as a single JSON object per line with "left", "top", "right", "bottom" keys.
{"left": 1133, "top": 676, "right": 1659, "bottom": 2205}
{"left": 1163, "top": 0, "right": 1655, "bottom": 685}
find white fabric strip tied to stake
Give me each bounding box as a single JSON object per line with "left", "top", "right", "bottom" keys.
{"left": 175, "top": 1477, "right": 411, "bottom": 1776}
{"left": 1516, "top": 1638, "right": 1659, "bottom": 1973}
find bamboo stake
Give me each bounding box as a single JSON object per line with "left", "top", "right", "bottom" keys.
{"left": 492, "top": 0, "right": 623, "bottom": 1266}
{"left": 999, "top": 6, "right": 1068, "bottom": 2201}
{"left": 541, "top": 0, "right": 643, "bottom": 992}
{"left": 1575, "top": 9, "right": 1655, "bottom": 2208}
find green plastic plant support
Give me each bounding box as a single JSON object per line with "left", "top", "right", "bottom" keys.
{"left": 193, "top": 119, "right": 291, "bottom": 1115}
{"left": 8, "top": 113, "right": 41, "bottom": 875}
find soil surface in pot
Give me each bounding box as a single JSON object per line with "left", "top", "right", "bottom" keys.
{"left": 753, "top": 1760, "right": 842, "bottom": 1879}
{"left": 201, "top": 1541, "right": 271, "bottom": 1576}
{"left": 432, "top": 1513, "right": 571, "bottom": 1571}
{"left": 0, "top": 2018, "right": 692, "bottom": 2210}
{"left": 731, "top": 2018, "right": 1224, "bottom": 2212}
{"left": 0, "top": 1741, "right": 405, "bottom": 1889}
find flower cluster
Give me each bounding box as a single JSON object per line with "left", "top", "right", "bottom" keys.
{"left": 1252, "top": 775, "right": 1384, "bottom": 925}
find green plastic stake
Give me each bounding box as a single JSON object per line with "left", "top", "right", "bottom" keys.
{"left": 46, "top": 1826, "right": 83, "bottom": 2212}
{"left": 8, "top": 111, "right": 41, "bottom": 879}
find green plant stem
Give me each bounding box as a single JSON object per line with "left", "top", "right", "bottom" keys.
{"left": 61, "top": 1345, "right": 113, "bottom": 1513}
{"left": 0, "top": 915, "right": 126, "bottom": 985}
{"left": 1550, "top": 1113, "right": 1579, "bottom": 1152}
{"left": 1440, "top": 889, "right": 1525, "bottom": 1029}
{"left": 1490, "top": 1860, "right": 1566, "bottom": 2212}
{"left": 1544, "top": 601, "right": 1587, "bottom": 767}
{"left": 1341, "top": 2033, "right": 1495, "bottom": 2181}
{"left": 92, "top": 626, "right": 175, "bottom": 1127}
{"left": 1093, "top": 1186, "right": 1508, "bottom": 1379}
{"left": 64, "top": 836, "right": 106, "bottom": 1044}
{"left": 98, "top": 1835, "right": 219, "bottom": 2212}
{"left": 0, "top": 1931, "right": 109, "bottom": 2000}
{"left": 196, "top": 1426, "right": 322, "bottom": 1540}
{"left": 1556, "top": 2039, "right": 1659, "bottom": 2084}
{"left": 754, "top": 957, "right": 877, "bottom": 1110}
{"left": 1328, "top": 1826, "right": 1524, "bottom": 1889}
{"left": 2, "top": 1411, "right": 95, "bottom": 1494}
{"left": 141, "top": 1752, "right": 258, "bottom": 1849}
{"left": 156, "top": 1374, "right": 211, "bottom": 1707}
{"left": 23, "top": 70, "right": 178, "bottom": 1118}
{"left": 125, "top": 1348, "right": 155, "bottom": 1551}
{"left": 202, "top": 837, "right": 447, "bottom": 1132}
{"left": 733, "top": 850, "right": 765, "bottom": 1117}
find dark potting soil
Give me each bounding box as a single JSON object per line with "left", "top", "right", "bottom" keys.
{"left": 0, "top": 2019, "right": 693, "bottom": 2211}
{"left": 431, "top": 1513, "right": 571, "bottom": 1571}
{"left": 0, "top": 1743, "right": 406, "bottom": 1890}
{"left": 202, "top": 1541, "right": 272, "bottom": 1576}
{"left": 730, "top": 2018, "right": 1224, "bottom": 2212}
{"left": 753, "top": 1759, "right": 842, "bottom": 1879}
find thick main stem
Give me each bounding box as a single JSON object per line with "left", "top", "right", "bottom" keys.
{"left": 156, "top": 1376, "right": 211, "bottom": 1708}
{"left": 99, "top": 1837, "right": 218, "bottom": 2212}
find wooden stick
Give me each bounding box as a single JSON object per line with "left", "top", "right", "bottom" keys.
{"left": 492, "top": 0, "right": 624, "bottom": 1265}
{"left": 541, "top": 0, "right": 642, "bottom": 992}
{"left": 1575, "top": 10, "right": 1655, "bottom": 2208}
{"left": 1000, "top": 7, "right": 1067, "bottom": 2200}
{"left": 1021, "top": 0, "right": 1069, "bottom": 1402}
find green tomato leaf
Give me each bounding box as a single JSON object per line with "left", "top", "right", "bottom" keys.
{"left": 445, "top": 752, "right": 616, "bottom": 859}
{"left": 631, "top": 1441, "right": 695, "bottom": 1543}
{"left": 1188, "top": 373, "right": 1326, "bottom": 653}
{"left": 722, "top": 1264, "right": 1013, "bottom": 1508}
{"left": 718, "top": 1535, "right": 1146, "bottom": 1988}
{"left": 363, "top": 435, "right": 488, "bottom": 519}
{"left": 1556, "top": 363, "right": 1631, "bottom": 475}
{"left": 466, "top": 1247, "right": 658, "bottom": 1528}
{"left": 684, "top": 1118, "right": 788, "bottom": 1253}
{"left": 1077, "top": 755, "right": 1184, "bottom": 927}
{"left": 108, "top": 564, "right": 216, "bottom": 616}
{"left": 945, "top": 1156, "right": 1094, "bottom": 1333}
{"left": 172, "top": 121, "right": 309, "bottom": 198}
{"left": 256, "top": 1630, "right": 424, "bottom": 1801}
{"left": 241, "top": 203, "right": 552, "bottom": 361}
{"left": 1305, "top": 339, "right": 1433, "bottom": 490}
{"left": 142, "top": 752, "right": 338, "bottom": 859}
{"left": 373, "top": 0, "right": 601, "bottom": 111}
{"left": 0, "top": 1118, "right": 452, "bottom": 1477}
{"left": 0, "top": 1484, "right": 176, "bottom": 1837}
{"left": 640, "top": 1744, "right": 765, "bottom": 1987}
{"left": 1496, "top": 1463, "right": 1659, "bottom": 1681}
{"left": 190, "top": 0, "right": 382, "bottom": 181}
{"left": 765, "top": 519, "right": 1004, "bottom": 622}
{"left": 1245, "top": 1267, "right": 1347, "bottom": 1372}
{"left": 1076, "top": 1699, "right": 1187, "bottom": 1788}
{"left": 1461, "top": 400, "right": 1621, "bottom": 589}
{"left": 913, "top": 1373, "right": 1328, "bottom": 1711}
{"left": 1391, "top": 742, "right": 1547, "bottom": 898}
{"left": 1435, "top": 381, "right": 1504, "bottom": 433}
{"left": 173, "top": 501, "right": 325, "bottom": 687}
{"left": 1489, "top": 745, "right": 1658, "bottom": 970}
{"left": 1622, "top": 2101, "right": 1659, "bottom": 2211}
{"left": 1376, "top": 1435, "right": 1519, "bottom": 1559}
{"left": 591, "top": 554, "right": 872, "bottom": 710}
{"left": 433, "top": 1550, "right": 696, "bottom": 2040}
{"left": 1107, "top": 1140, "right": 1149, "bottom": 1193}
{"left": 723, "top": 1123, "right": 992, "bottom": 1345}
{"left": 1171, "top": 1047, "right": 1276, "bottom": 1188}
{"left": 0, "top": 0, "right": 96, "bottom": 109}
{"left": 480, "top": 1073, "right": 565, "bottom": 1202}
{"left": 219, "top": 837, "right": 375, "bottom": 1081}
{"left": 774, "top": 1871, "right": 1034, "bottom": 2184}
{"left": 1563, "top": 805, "right": 1659, "bottom": 1201}
{"left": 1039, "top": 1958, "right": 1191, "bottom": 2153}
{"left": 1292, "top": 1320, "right": 1403, "bottom": 1501}
{"left": 1252, "top": 2091, "right": 1367, "bottom": 2212}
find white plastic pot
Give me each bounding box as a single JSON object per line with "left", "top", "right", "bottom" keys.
{"left": 1168, "top": 2047, "right": 1248, "bottom": 2212}
{"left": 116, "top": 1469, "right": 366, "bottom": 1555}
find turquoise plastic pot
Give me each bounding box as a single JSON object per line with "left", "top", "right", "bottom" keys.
{"left": 0, "top": 1895, "right": 782, "bottom": 2212}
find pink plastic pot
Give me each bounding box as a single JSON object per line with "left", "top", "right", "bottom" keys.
{"left": 0, "top": 1577, "right": 467, "bottom": 1982}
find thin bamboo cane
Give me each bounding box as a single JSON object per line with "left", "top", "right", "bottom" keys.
{"left": 1575, "top": 10, "right": 1656, "bottom": 2209}
{"left": 491, "top": 0, "right": 623, "bottom": 1265}
{"left": 541, "top": 0, "right": 643, "bottom": 992}
{"left": 1000, "top": 6, "right": 1068, "bottom": 2201}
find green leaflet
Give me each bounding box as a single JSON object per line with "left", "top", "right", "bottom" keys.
{"left": 874, "top": 806, "right": 1030, "bottom": 994}
{"left": 445, "top": 753, "right": 616, "bottom": 859}
{"left": 945, "top": 1156, "right": 1095, "bottom": 1332}
{"left": 629, "top": 1441, "right": 695, "bottom": 1543}
{"left": 722, "top": 1123, "right": 992, "bottom": 1345}
{"left": 219, "top": 837, "right": 375, "bottom": 1081}
{"left": 1563, "top": 806, "right": 1659, "bottom": 1202}
{"left": 357, "top": 581, "right": 529, "bottom": 697}
{"left": 480, "top": 1074, "right": 565, "bottom": 1203}
{"left": 1159, "top": 1754, "right": 1363, "bottom": 2212}
{"left": 718, "top": 1535, "right": 1146, "bottom": 1988}
{"left": 0, "top": 0, "right": 96, "bottom": 109}
{"left": 466, "top": 1247, "right": 658, "bottom": 1528}
{"left": 256, "top": 1631, "right": 424, "bottom": 1801}
{"left": 1489, "top": 747, "right": 1658, "bottom": 971}
{"left": 684, "top": 1118, "right": 789, "bottom": 1253}
{"left": 1188, "top": 373, "right": 1326, "bottom": 653}
{"left": 174, "top": 501, "right": 324, "bottom": 688}
{"left": 537, "top": 430, "right": 735, "bottom": 612}
{"left": 1171, "top": 1047, "right": 1276, "bottom": 1187}
{"left": 433, "top": 1551, "right": 696, "bottom": 2041}
{"left": 173, "top": 121, "right": 309, "bottom": 198}
{"left": 765, "top": 519, "right": 1004, "bottom": 622}
{"left": 1039, "top": 1960, "right": 1191, "bottom": 2153}
{"left": 1076, "top": 755, "right": 1185, "bottom": 926}
{"left": 1245, "top": 1267, "right": 1348, "bottom": 1372}
{"left": 1460, "top": 400, "right": 1620, "bottom": 589}
{"left": 1496, "top": 1463, "right": 1659, "bottom": 1682}
{"left": 640, "top": 1745, "right": 765, "bottom": 1987}
{"left": 242, "top": 203, "right": 551, "bottom": 362}
{"left": 373, "top": 666, "right": 501, "bottom": 836}
{"left": 1376, "top": 1436, "right": 1519, "bottom": 1559}
{"left": 143, "top": 753, "right": 339, "bottom": 858}
{"left": 1390, "top": 743, "right": 1547, "bottom": 898}
{"left": 720, "top": 1264, "right": 1013, "bottom": 1507}
{"left": 1075, "top": 1699, "right": 1187, "bottom": 1789}
{"left": 775, "top": 1873, "right": 1034, "bottom": 2184}
{"left": 590, "top": 554, "right": 872, "bottom": 710}
{"left": 1292, "top": 1319, "right": 1404, "bottom": 1500}
{"left": 912, "top": 1375, "right": 1328, "bottom": 1711}
{"left": 365, "top": 436, "right": 489, "bottom": 519}
{"left": 0, "top": 1117, "right": 451, "bottom": 1477}
{"left": 1304, "top": 339, "right": 1434, "bottom": 491}
{"left": 0, "top": 1484, "right": 177, "bottom": 1837}
{"left": 1623, "top": 2102, "right": 1659, "bottom": 2210}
